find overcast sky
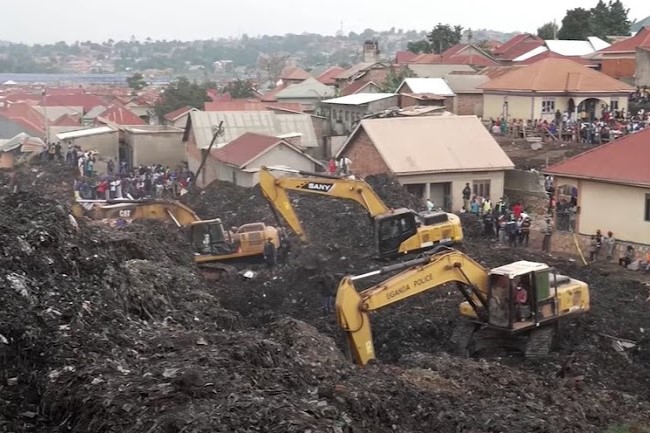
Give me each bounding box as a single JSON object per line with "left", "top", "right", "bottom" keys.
{"left": 2, "top": 0, "right": 648, "bottom": 44}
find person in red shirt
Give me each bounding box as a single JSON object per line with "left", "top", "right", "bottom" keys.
{"left": 512, "top": 202, "right": 523, "bottom": 220}
{"left": 515, "top": 284, "right": 529, "bottom": 321}
{"left": 327, "top": 158, "right": 336, "bottom": 176}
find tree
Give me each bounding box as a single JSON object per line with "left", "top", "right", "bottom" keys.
{"left": 558, "top": 8, "right": 593, "bottom": 40}
{"left": 126, "top": 73, "right": 147, "bottom": 91}
{"left": 426, "top": 24, "right": 464, "bottom": 54}
{"left": 406, "top": 40, "right": 432, "bottom": 54}
{"left": 222, "top": 79, "right": 256, "bottom": 99}
{"left": 605, "top": 0, "right": 631, "bottom": 36}
{"left": 537, "top": 21, "right": 559, "bottom": 39}
{"left": 558, "top": 1, "right": 630, "bottom": 41}
{"left": 154, "top": 77, "right": 210, "bottom": 117}
{"left": 380, "top": 66, "right": 414, "bottom": 93}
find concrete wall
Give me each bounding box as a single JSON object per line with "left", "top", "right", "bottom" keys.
{"left": 124, "top": 130, "right": 185, "bottom": 168}
{"left": 454, "top": 94, "right": 483, "bottom": 116}
{"left": 326, "top": 95, "right": 398, "bottom": 135}
{"left": 571, "top": 178, "right": 650, "bottom": 245}
{"left": 399, "top": 171, "right": 506, "bottom": 212}
{"left": 636, "top": 48, "right": 650, "bottom": 87}
{"left": 66, "top": 131, "right": 119, "bottom": 174}
{"left": 252, "top": 143, "right": 318, "bottom": 173}
{"left": 484, "top": 93, "right": 631, "bottom": 122}
{"left": 504, "top": 169, "right": 546, "bottom": 194}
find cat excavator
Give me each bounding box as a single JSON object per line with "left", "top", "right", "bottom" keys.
{"left": 71, "top": 199, "right": 281, "bottom": 270}
{"left": 259, "top": 166, "right": 463, "bottom": 259}
{"left": 335, "top": 247, "right": 590, "bottom": 366}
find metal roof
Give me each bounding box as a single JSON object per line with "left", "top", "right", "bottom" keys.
{"left": 188, "top": 111, "right": 318, "bottom": 149}
{"left": 398, "top": 78, "right": 456, "bottom": 96}
{"left": 338, "top": 115, "right": 514, "bottom": 174}
{"left": 544, "top": 38, "right": 610, "bottom": 56}
{"left": 406, "top": 64, "right": 476, "bottom": 78}
{"left": 321, "top": 93, "right": 397, "bottom": 106}
{"left": 56, "top": 126, "right": 116, "bottom": 140}
{"left": 442, "top": 75, "right": 490, "bottom": 94}
{"left": 513, "top": 46, "right": 548, "bottom": 62}
{"left": 490, "top": 261, "right": 549, "bottom": 278}
{"left": 83, "top": 105, "right": 107, "bottom": 119}
{"left": 275, "top": 77, "right": 335, "bottom": 99}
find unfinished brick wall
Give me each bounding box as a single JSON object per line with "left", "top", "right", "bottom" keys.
{"left": 455, "top": 94, "right": 483, "bottom": 116}
{"left": 340, "top": 129, "right": 391, "bottom": 177}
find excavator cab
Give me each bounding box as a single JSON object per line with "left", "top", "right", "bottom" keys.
{"left": 375, "top": 210, "right": 418, "bottom": 257}
{"left": 189, "top": 219, "right": 237, "bottom": 256}
{"left": 484, "top": 261, "right": 576, "bottom": 331}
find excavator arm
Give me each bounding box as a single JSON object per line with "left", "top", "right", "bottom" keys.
{"left": 335, "top": 248, "right": 490, "bottom": 366}
{"left": 71, "top": 199, "right": 201, "bottom": 227}
{"left": 259, "top": 166, "right": 391, "bottom": 240}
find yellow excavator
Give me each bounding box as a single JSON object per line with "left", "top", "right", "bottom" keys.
{"left": 336, "top": 247, "right": 590, "bottom": 365}
{"left": 71, "top": 199, "right": 281, "bottom": 267}
{"left": 259, "top": 166, "right": 463, "bottom": 259}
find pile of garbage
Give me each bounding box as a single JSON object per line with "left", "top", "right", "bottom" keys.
{"left": 2, "top": 166, "right": 650, "bottom": 432}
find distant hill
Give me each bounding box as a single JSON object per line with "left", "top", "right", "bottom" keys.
{"left": 0, "top": 28, "right": 522, "bottom": 75}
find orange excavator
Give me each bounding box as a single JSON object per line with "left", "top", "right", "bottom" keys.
{"left": 71, "top": 199, "right": 282, "bottom": 270}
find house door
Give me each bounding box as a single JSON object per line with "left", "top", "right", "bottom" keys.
{"left": 429, "top": 182, "right": 452, "bottom": 211}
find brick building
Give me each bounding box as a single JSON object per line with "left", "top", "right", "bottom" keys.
{"left": 336, "top": 115, "right": 514, "bottom": 211}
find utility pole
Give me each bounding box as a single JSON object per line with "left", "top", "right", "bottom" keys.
{"left": 42, "top": 87, "right": 49, "bottom": 143}
{"left": 192, "top": 121, "right": 225, "bottom": 188}
{"left": 553, "top": 19, "right": 558, "bottom": 40}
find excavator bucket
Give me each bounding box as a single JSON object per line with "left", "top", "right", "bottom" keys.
{"left": 335, "top": 277, "right": 375, "bottom": 366}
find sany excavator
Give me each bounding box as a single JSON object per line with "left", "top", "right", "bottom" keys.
{"left": 259, "top": 166, "right": 463, "bottom": 259}
{"left": 71, "top": 199, "right": 281, "bottom": 270}
{"left": 336, "top": 247, "right": 590, "bottom": 365}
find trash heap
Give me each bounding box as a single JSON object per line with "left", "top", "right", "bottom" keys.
{"left": 2, "top": 166, "right": 650, "bottom": 432}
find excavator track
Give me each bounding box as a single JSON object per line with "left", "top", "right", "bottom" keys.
{"left": 524, "top": 327, "right": 555, "bottom": 359}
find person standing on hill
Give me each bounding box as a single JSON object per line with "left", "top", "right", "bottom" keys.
{"left": 542, "top": 217, "right": 553, "bottom": 253}
{"left": 462, "top": 183, "right": 471, "bottom": 211}
{"left": 263, "top": 238, "right": 277, "bottom": 270}
{"left": 603, "top": 231, "right": 616, "bottom": 262}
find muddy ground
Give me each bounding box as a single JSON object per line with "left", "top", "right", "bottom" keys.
{"left": 1, "top": 163, "right": 650, "bottom": 433}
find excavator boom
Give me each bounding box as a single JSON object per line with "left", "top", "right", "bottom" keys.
{"left": 259, "top": 166, "right": 391, "bottom": 241}
{"left": 336, "top": 248, "right": 489, "bottom": 365}
{"left": 71, "top": 199, "right": 201, "bottom": 227}
{"left": 336, "top": 247, "right": 590, "bottom": 365}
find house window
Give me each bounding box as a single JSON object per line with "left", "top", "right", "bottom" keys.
{"left": 610, "top": 98, "right": 619, "bottom": 110}
{"left": 345, "top": 111, "right": 350, "bottom": 121}
{"left": 645, "top": 194, "right": 650, "bottom": 222}
{"left": 541, "top": 98, "right": 555, "bottom": 114}
{"left": 472, "top": 180, "right": 491, "bottom": 198}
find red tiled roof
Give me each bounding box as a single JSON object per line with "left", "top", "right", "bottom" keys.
{"left": 545, "top": 128, "right": 650, "bottom": 187}
{"left": 412, "top": 53, "right": 443, "bottom": 63}
{"left": 340, "top": 80, "right": 380, "bottom": 96}
{"left": 96, "top": 104, "right": 145, "bottom": 125}
{"left": 411, "top": 50, "right": 498, "bottom": 67}
{"left": 599, "top": 26, "right": 650, "bottom": 53}
{"left": 260, "top": 83, "right": 289, "bottom": 102}
{"left": 42, "top": 94, "right": 105, "bottom": 111}
{"left": 395, "top": 51, "right": 419, "bottom": 64}
{"left": 492, "top": 34, "right": 545, "bottom": 61}
{"left": 518, "top": 50, "right": 596, "bottom": 66}
{"left": 477, "top": 65, "right": 527, "bottom": 79}
{"left": 316, "top": 66, "right": 346, "bottom": 85}
{"left": 164, "top": 105, "right": 196, "bottom": 121}
{"left": 493, "top": 34, "right": 540, "bottom": 55}
{"left": 52, "top": 113, "right": 80, "bottom": 127}
{"left": 43, "top": 88, "right": 85, "bottom": 96}
{"left": 280, "top": 66, "right": 311, "bottom": 81}
{"left": 442, "top": 44, "right": 469, "bottom": 57}
{"left": 212, "top": 132, "right": 282, "bottom": 167}
{"left": 479, "top": 58, "right": 635, "bottom": 92}
{"left": 204, "top": 100, "right": 305, "bottom": 112}
{"left": 0, "top": 102, "right": 45, "bottom": 135}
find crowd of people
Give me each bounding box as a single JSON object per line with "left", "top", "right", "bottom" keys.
{"left": 489, "top": 91, "right": 650, "bottom": 145}
{"left": 46, "top": 143, "right": 195, "bottom": 200}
